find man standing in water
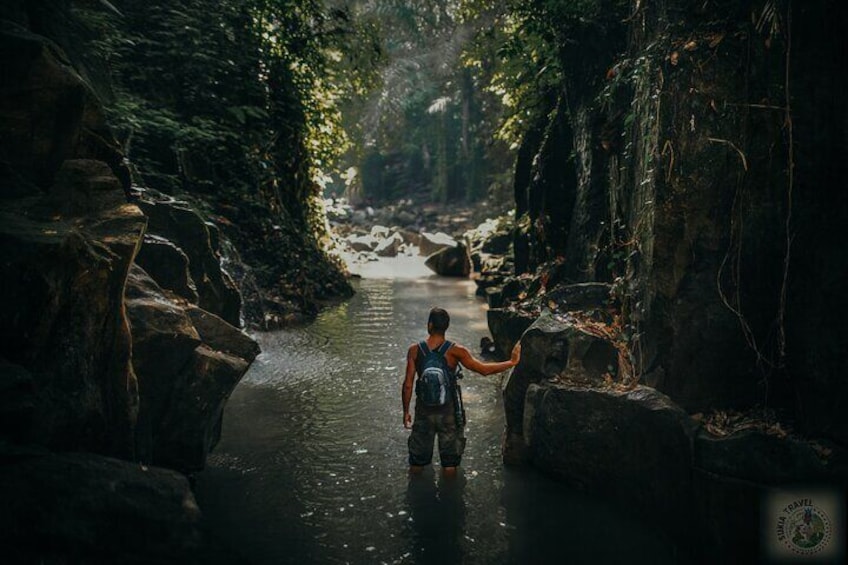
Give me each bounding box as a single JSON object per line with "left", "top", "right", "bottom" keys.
{"left": 402, "top": 307, "right": 521, "bottom": 476}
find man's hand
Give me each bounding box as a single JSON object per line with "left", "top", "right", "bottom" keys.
{"left": 403, "top": 411, "right": 412, "bottom": 429}
{"left": 510, "top": 341, "right": 522, "bottom": 366}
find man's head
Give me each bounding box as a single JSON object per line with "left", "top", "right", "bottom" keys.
{"left": 427, "top": 307, "right": 450, "bottom": 335}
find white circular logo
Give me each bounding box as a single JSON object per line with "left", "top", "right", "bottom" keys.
{"left": 776, "top": 500, "right": 833, "bottom": 556}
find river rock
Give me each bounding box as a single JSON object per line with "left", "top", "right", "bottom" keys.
{"left": 185, "top": 305, "right": 260, "bottom": 361}
{"left": 154, "top": 345, "right": 251, "bottom": 473}
{"left": 485, "top": 286, "right": 505, "bottom": 309}
{"left": 125, "top": 265, "right": 258, "bottom": 473}
{"left": 398, "top": 229, "right": 421, "bottom": 246}
{"left": 125, "top": 265, "right": 203, "bottom": 464}
{"left": 418, "top": 231, "right": 457, "bottom": 256}
{"left": 375, "top": 232, "right": 404, "bottom": 257}
{"left": 0, "top": 168, "right": 145, "bottom": 458}
{"left": 424, "top": 244, "right": 471, "bottom": 277}
{"left": 134, "top": 234, "right": 199, "bottom": 303}
{"left": 0, "top": 447, "right": 206, "bottom": 563}
{"left": 348, "top": 234, "right": 379, "bottom": 252}
{"left": 370, "top": 225, "right": 390, "bottom": 239}
{"left": 523, "top": 382, "right": 696, "bottom": 539}
{"left": 351, "top": 209, "right": 368, "bottom": 225}
{"left": 138, "top": 196, "right": 241, "bottom": 327}
{"left": 394, "top": 209, "right": 417, "bottom": 226}
{"left": 486, "top": 308, "right": 535, "bottom": 360}
{"left": 502, "top": 310, "right": 620, "bottom": 464}
{"left": 481, "top": 231, "right": 512, "bottom": 254}
{"left": 500, "top": 277, "right": 528, "bottom": 305}
{"left": 475, "top": 273, "right": 505, "bottom": 297}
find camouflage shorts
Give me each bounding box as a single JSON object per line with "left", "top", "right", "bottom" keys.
{"left": 407, "top": 406, "right": 466, "bottom": 467}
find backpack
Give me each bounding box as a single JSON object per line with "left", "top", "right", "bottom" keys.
{"left": 415, "top": 341, "right": 454, "bottom": 407}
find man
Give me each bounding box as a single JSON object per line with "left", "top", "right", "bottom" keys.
{"left": 402, "top": 307, "right": 521, "bottom": 476}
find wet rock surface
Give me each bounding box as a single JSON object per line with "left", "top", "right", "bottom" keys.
{"left": 486, "top": 308, "right": 535, "bottom": 361}
{"left": 134, "top": 234, "right": 199, "bottom": 303}
{"left": 0, "top": 29, "right": 260, "bottom": 559}
{"left": 137, "top": 194, "right": 242, "bottom": 327}
{"left": 424, "top": 243, "right": 471, "bottom": 277}
{"left": 0, "top": 445, "right": 210, "bottom": 565}
{"left": 523, "top": 383, "right": 696, "bottom": 539}
{"left": 501, "top": 310, "right": 622, "bottom": 464}
{"left": 517, "top": 373, "right": 848, "bottom": 560}
{"left": 0, "top": 164, "right": 146, "bottom": 458}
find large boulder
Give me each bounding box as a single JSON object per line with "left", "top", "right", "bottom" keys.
{"left": 348, "top": 234, "right": 379, "bottom": 252}
{"left": 502, "top": 310, "right": 621, "bottom": 464}
{"left": 134, "top": 234, "right": 199, "bottom": 303}
{"left": 424, "top": 244, "right": 471, "bottom": 277}
{"left": 125, "top": 267, "right": 259, "bottom": 473}
{"left": 185, "top": 305, "right": 260, "bottom": 362}
{"left": 370, "top": 224, "right": 390, "bottom": 239}
{"left": 125, "top": 266, "right": 202, "bottom": 464}
{"left": 523, "top": 382, "right": 696, "bottom": 540}
{"left": 154, "top": 345, "right": 251, "bottom": 473}
{"left": 0, "top": 161, "right": 145, "bottom": 458}
{"left": 486, "top": 308, "right": 535, "bottom": 361}
{"left": 481, "top": 231, "right": 512, "bottom": 255}
{"left": 137, "top": 196, "right": 241, "bottom": 327}
{"left": 0, "top": 447, "right": 207, "bottom": 564}
{"left": 418, "top": 231, "right": 457, "bottom": 256}
{"left": 374, "top": 232, "right": 404, "bottom": 257}
{"left": 397, "top": 228, "right": 421, "bottom": 246}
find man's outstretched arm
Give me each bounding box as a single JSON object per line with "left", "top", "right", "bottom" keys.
{"left": 454, "top": 342, "right": 521, "bottom": 376}
{"left": 401, "top": 345, "right": 416, "bottom": 429}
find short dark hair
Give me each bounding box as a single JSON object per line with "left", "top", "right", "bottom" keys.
{"left": 427, "top": 307, "right": 450, "bottom": 334}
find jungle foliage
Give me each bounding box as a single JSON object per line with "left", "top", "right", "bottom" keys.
{"left": 68, "top": 0, "right": 380, "bottom": 236}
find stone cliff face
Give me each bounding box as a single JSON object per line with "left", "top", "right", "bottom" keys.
{"left": 0, "top": 20, "right": 259, "bottom": 561}
{"left": 508, "top": 0, "right": 848, "bottom": 444}
{"left": 492, "top": 0, "right": 848, "bottom": 558}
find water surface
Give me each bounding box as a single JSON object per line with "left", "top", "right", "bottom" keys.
{"left": 195, "top": 276, "right": 680, "bottom": 564}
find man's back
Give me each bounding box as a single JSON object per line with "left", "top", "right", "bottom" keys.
{"left": 401, "top": 307, "right": 522, "bottom": 476}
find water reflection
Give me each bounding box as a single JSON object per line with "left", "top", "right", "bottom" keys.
{"left": 195, "top": 276, "right": 681, "bottom": 564}
{"left": 405, "top": 469, "right": 467, "bottom": 564}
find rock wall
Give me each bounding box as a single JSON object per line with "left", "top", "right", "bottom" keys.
{"left": 497, "top": 1, "right": 848, "bottom": 557}
{"left": 509, "top": 0, "right": 848, "bottom": 444}
{"left": 0, "top": 22, "right": 260, "bottom": 561}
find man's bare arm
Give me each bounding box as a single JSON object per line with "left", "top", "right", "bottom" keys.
{"left": 453, "top": 342, "right": 521, "bottom": 376}
{"left": 401, "top": 345, "right": 416, "bottom": 429}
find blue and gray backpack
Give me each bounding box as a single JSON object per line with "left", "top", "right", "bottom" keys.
{"left": 415, "top": 341, "right": 454, "bottom": 407}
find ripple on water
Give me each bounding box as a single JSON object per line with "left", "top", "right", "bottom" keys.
{"left": 195, "top": 276, "right": 681, "bottom": 565}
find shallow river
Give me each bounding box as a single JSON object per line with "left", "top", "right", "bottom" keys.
{"left": 195, "top": 272, "right": 680, "bottom": 564}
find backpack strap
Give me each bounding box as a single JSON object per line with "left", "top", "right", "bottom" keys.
{"left": 418, "top": 341, "right": 431, "bottom": 357}
{"left": 436, "top": 341, "right": 453, "bottom": 355}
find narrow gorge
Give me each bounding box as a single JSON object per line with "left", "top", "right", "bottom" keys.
{"left": 1, "top": 1, "right": 846, "bottom": 564}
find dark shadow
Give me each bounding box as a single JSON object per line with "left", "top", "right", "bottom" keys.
{"left": 499, "top": 466, "right": 683, "bottom": 565}
{"left": 405, "top": 468, "right": 467, "bottom": 564}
